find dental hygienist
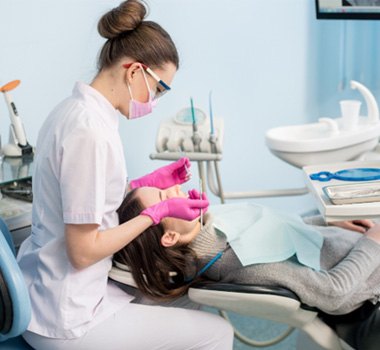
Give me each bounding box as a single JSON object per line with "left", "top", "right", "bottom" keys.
{"left": 17, "top": 1, "right": 233, "bottom": 349}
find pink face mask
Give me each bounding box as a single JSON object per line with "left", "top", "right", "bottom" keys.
{"left": 127, "top": 65, "right": 157, "bottom": 119}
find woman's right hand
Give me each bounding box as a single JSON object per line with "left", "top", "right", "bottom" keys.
{"left": 141, "top": 196, "right": 209, "bottom": 225}
{"left": 364, "top": 223, "right": 380, "bottom": 244}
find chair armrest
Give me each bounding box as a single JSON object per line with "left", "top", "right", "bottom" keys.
{"left": 193, "top": 281, "right": 299, "bottom": 299}
{"left": 189, "top": 281, "right": 320, "bottom": 328}
{"left": 192, "top": 281, "right": 317, "bottom": 311}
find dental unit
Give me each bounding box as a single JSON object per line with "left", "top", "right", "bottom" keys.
{"left": 142, "top": 81, "right": 380, "bottom": 350}
{"left": 153, "top": 92, "right": 309, "bottom": 202}
{"left": 153, "top": 81, "right": 380, "bottom": 210}
{"left": 0, "top": 80, "right": 33, "bottom": 158}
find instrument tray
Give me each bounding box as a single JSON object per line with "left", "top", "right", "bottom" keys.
{"left": 323, "top": 181, "right": 380, "bottom": 205}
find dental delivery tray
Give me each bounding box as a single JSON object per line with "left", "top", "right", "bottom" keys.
{"left": 303, "top": 160, "right": 380, "bottom": 222}
{"left": 323, "top": 181, "right": 380, "bottom": 205}
{"left": 155, "top": 107, "right": 224, "bottom": 154}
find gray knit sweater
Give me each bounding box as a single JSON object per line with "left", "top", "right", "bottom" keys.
{"left": 189, "top": 213, "right": 380, "bottom": 315}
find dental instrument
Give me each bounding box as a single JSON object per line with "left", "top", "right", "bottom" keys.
{"left": 209, "top": 91, "right": 215, "bottom": 138}
{"left": 155, "top": 105, "right": 224, "bottom": 154}
{"left": 208, "top": 91, "right": 225, "bottom": 203}
{"left": 190, "top": 97, "right": 196, "bottom": 125}
{"left": 189, "top": 98, "right": 206, "bottom": 191}
{"left": 190, "top": 97, "right": 202, "bottom": 152}
{"left": 0, "top": 80, "right": 33, "bottom": 158}
{"left": 208, "top": 91, "right": 218, "bottom": 153}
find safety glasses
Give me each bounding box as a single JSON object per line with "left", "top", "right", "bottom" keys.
{"left": 123, "top": 62, "right": 171, "bottom": 100}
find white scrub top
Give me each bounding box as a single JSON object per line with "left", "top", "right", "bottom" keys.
{"left": 17, "top": 82, "right": 133, "bottom": 339}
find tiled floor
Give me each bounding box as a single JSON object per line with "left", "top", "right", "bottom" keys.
{"left": 205, "top": 308, "right": 298, "bottom": 350}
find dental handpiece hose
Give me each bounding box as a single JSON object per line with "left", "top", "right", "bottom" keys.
{"left": 192, "top": 131, "right": 205, "bottom": 191}
{"left": 190, "top": 97, "right": 205, "bottom": 186}
{"left": 209, "top": 135, "right": 225, "bottom": 203}
{"left": 208, "top": 91, "right": 225, "bottom": 203}
{"left": 193, "top": 131, "right": 205, "bottom": 192}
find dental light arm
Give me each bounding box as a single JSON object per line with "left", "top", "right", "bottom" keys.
{"left": 0, "top": 80, "right": 33, "bottom": 157}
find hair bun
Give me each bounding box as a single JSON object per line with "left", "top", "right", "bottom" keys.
{"left": 98, "top": 0, "right": 147, "bottom": 40}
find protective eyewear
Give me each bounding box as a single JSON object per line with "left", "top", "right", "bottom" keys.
{"left": 123, "top": 63, "right": 171, "bottom": 100}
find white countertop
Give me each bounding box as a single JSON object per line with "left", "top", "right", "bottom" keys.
{"left": 303, "top": 160, "right": 380, "bottom": 222}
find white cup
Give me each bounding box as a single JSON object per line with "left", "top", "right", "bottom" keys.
{"left": 339, "top": 99, "right": 361, "bottom": 131}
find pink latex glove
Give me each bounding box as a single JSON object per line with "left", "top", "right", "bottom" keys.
{"left": 188, "top": 188, "right": 208, "bottom": 202}
{"left": 141, "top": 196, "right": 209, "bottom": 225}
{"left": 188, "top": 189, "right": 209, "bottom": 215}
{"left": 130, "top": 157, "right": 191, "bottom": 190}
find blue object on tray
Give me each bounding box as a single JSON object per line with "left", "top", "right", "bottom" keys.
{"left": 310, "top": 168, "right": 380, "bottom": 182}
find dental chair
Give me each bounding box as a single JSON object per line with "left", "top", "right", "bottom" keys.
{"left": 0, "top": 217, "right": 33, "bottom": 349}
{"left": 110, "top": 262, "right": 375, "bottom": 350}
{"left": 141, "top": 91, "right": 380, "bottom": 348}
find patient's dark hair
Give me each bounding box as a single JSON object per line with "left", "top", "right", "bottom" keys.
{"left": 114, "top": 189, "right": 198, "bottom": 300}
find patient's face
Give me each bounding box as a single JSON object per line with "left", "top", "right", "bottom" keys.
{"left": 136, "top": 186, "right": 201, "bottom": 242}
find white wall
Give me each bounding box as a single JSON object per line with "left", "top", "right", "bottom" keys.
{"left": 0, "top": 0, "right": 319, "bottom": 212}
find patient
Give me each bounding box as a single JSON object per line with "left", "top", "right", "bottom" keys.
{"left": 114, "top": 185, "right": 380, "bottom": 317}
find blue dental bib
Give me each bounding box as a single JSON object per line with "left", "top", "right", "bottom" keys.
{"left": 210, "top": 203, "right": 323, "bottom": 270}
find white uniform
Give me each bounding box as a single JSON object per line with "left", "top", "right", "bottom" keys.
{"left": 18, "top": 82, "right": 132, "bottom": 339}
{"left": 18, "top": 82, "right": 233, "bottom": 349}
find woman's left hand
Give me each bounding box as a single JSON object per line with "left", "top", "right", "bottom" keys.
{"left": 330, "top": 219, "right": 375, "bottom": 233}
{"left": 130, "top": 157, "right": 191, "bottom": 190}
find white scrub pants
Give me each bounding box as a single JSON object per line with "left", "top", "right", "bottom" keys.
{"left": 23, "top": 303, "right": 234, "bottom": 350}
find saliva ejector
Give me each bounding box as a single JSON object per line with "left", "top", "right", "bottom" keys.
{"left": 0, "top": 80, "right": 33, "bottom": 157}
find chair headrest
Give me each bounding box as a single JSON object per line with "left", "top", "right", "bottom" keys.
{"left": 0, "top": 226, "right": 31, "bottom": 342}
{"left": 0, "top": 269, "right": 12, "bottom": 334}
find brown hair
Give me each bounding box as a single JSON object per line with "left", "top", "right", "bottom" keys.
{"left": 114, "top": 189, "right": 198, "bottom": 300}
{"left": 97, "top": 0, "right": 179, "bottom": 71}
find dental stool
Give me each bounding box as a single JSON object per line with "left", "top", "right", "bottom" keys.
{"left": 0, "top": 217, "right": 33, "bottom": 349}
{"left": 109, "top": 264, "right": 364, "bottom": 350}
